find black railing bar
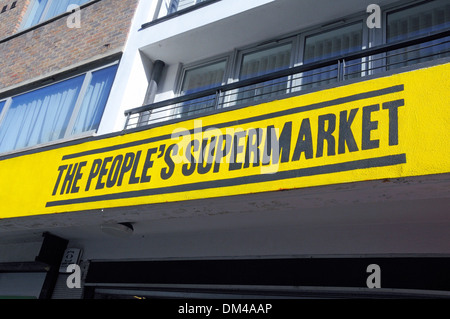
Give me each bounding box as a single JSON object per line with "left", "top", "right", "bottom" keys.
{"left": 133, "top": 109, "right": 200, "bottom": 127}
{"left": 343, "top": 52, "right": 450, "bottom": 71}
{"left": 221, "top": 73, "right": 340, "bottom": 102}
{"left": 290, "top": 70, "right": 339, "bottom": 81}
{"left": 290, "top": 77, "right": 338, "bottom": 88}
{"left": 131, "top": 74, "right": 348, "bottom": 127}
{"left": 343, "top": 39, "right": 450, "bottom": 68}
{"left": 384, "top": 49, "right": 450, "bottom": 63}
{"left": 220, "top": 81, "right": 293, "bottom": 98}
{"left": 344, "top": 54, "right": 450, "bottom": 76}
{"left": 223, "top": 89, "right": 290, "bottom": 104}
{"left": 385, "top": 52, "right": 450, "bottom": 68}
{"left": 220, "top": 83, "right": 299, "bottom": 103}
{"left": 344, "top": 51, "right": 449, "bottom": 72}
{"left": 384, "top": 38, "right": 450, "bottom": 52}
{"left": 282, "top": 65, "right": 338, "bottom": 79}
{"left": 219, "top": 67, "right": 339, "bottom": 99}
{"left": 125, "top": 29, "right": 450, "bottom": 116}
{"left": 168, "top": 105, "right": 216, "bottom": 117}
{"left": 382, "top": 39, "right": 450, "bottom": 56}
{"left": 220, "top": 76, "right": 338, "bottom": 108}
{"left": 387, "top": 46, "right": 450, "bottom": 63}
{"left": 343, "top": 49, "right": 450, "bottom": 77}
{"left": 135, "top": 97, "right": 216, "bottom": 116}
{"left": 133, "top": 47, "right": 450, "bottom": 123}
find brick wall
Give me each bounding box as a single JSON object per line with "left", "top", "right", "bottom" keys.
{"left": 0, "top": 0, "right": 31, "bottom": 39}
{"left": 0, "top": 0, "right": 139, "bottom": 91}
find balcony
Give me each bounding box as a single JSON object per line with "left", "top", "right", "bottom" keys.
{"left": 125, "top": 30, "right": 450, "bottom": 130}
{"left": 151, "top": 0, "right": 219, "bottom": 23}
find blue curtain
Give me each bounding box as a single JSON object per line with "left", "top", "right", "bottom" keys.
{"left": 0, "top": 101, "right": 5, "bottom": 115}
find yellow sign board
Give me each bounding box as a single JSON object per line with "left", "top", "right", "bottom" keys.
{"left": 1, "top": 63, "right": 449, "bottom": 219}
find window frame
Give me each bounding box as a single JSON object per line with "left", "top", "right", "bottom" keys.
{"left": 169, "top": 55, "right": 232, "bottom": 118}
{"left": 299, "top": 18, "right": 369, "bottom": 83}
{"left": 380, "top": 0, "right": 449, "bottom": 44}
{"left": 20, "top": 0, "right": 92, "bottom": 31}
{"left": 169, "top": 0, "right": 208, "bottom": 14}
{"left": 381, "top": 0, "right": 450, "bottom": 71}
{"left": 0, "top": 99, "right": 11, "bottom": 129}
{"left": 232, "top": 37, "right": 298, "bottom": 82}
{"left": 171, "top": 0, "right": 448, "bottom": 116}
{"left": 0, "top": 61, "right": 118, "bottom": 155}
{"left": 176, "top": 54, "right": 233, "bottom": 96}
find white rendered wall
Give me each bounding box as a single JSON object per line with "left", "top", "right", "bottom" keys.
{"left": 97, "top": 0, "right": 277, "bottom": 134}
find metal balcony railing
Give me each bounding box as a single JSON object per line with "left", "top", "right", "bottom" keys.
{"left": 124, "top": 29, "right": 450, "bottom": 130}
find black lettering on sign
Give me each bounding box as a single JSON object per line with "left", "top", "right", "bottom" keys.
{"left": 52, "top": 165, "right": 68, "bottom": 196}
{"left": 140, "top": 148, "right": 157, "bottom": 183}
{"left": 106, "top": 155, "right": 123, "bottom": 188}
{"left": 182, "top": 139, "right": 199, "bottom": 176}
{"left": 362, "top": 104, "right": 380, "bottom": 150}
{"left": 213, "top": 134, "right": 232, "bottom": 173}
{"left": 229, "top": 131, "right": 246, "bottom": 171}
{"left": 316, "top": 114, "right": 336, "bottom": 157}
{"left": 85, "top": 159, "right": 102, "bottom": 191}
{"left": 244, "top": 128, "right": 262, "bottom": 168}
{"left": 96, "top": 157, "right": 113, "bottom": 190}
{"left": 118, "top": 153, "right": 135, "bottom": 186}
{"left": 292, "top": 118, "right": 313, "bottom": 161}
{"left": 61, "top": 163, "right": 78, "bottom": 195}
{"left": 161, "top": 144, "right": 177, "bottom": 180}
{"left": 198, "top": 136, "right": 217, "bottom": 174}
{"left": 262, "top": 122, "right": 292, "bottom": 165}
{"left": 72, "top": 161, "right": 87, "bottom": 193}
{"left": 338, "top": 108, "right": 359, "bottom": 154}
{"left": 129, "top": 150, "right": 142, "bottom": 184}
{"left": 51, "top": 91, "right": 405, "bottom": 201}
{"left": 383, "top": 99, "right": 404, "bottom": 146}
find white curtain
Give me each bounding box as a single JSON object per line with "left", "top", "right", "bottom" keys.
{"left": 169, "top": 0, "right": 206, "bottom": 13}
{"left": 71, "top": 65, "right": 117, "bottom": 134}
{"left": 302, "top": 23, "right": 362, "bottom": 89}
{"left": 173, "top": 60, "right": 226, "bottom": 118}
{"left": 23, "top": 0, "right": 90, "bottom": 29}
{"left": 43, "top": 0, "right": 90, "bottom": 20}
{"left": 22, "top": 0, "right": 49, "bottom": 29}
{"left": 0, "top": 101, "right": 5, "bottom": 115}
{"left": 0, "top": 65, "right": 117, "bottom": 153}
{"left": 237, "top": 43, "right": 292, "bottom": 104}
{"left": 387, "top": 0, "right": 450, "bottom": 69}
{"left": 0, "top": 76, "right": 83, "bottom": 153}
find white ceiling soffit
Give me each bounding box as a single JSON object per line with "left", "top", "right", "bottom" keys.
{"left": 139, "top": 0, "right": 399, "bottom": 64}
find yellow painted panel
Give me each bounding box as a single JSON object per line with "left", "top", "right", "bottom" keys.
{"left": 0, "top": 63, "right": 449, "bottom": 219}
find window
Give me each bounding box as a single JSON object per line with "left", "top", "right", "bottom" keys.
{"left": 301, "top": 22, "right": 364, "bottom": 89}
{"left": 22, "top": 0, "right": 90, "bottom": 29}
{"left": 131, "top": 1, "right": 449, "bottom": 128}
{"left": 234, "top": 42, "right": 293, "bottom": 105}
{"left": 168, "top": 0, "right": 210, "bottom": 14}
{"left": 0, "top": 64, "right": 117, "bottom": 154}
{"left": 176, "top": 59, "right": 227, "bottom": 117}
{"left": 0, "top": 101, "right": 5, "bottom": 116}
{"left": 386, "top": 0, "right": 450, "bottom": 70}
{"left": 71, "top": 66, "right": 118, "bottom": 135}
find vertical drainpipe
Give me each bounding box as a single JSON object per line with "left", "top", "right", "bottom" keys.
{"left": 139, "top": 60, "right": 165, "bottom": 126}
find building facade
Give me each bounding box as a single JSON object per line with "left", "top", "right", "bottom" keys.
{"left": 0, "top": 0, "right": 449, "bottom": 299}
